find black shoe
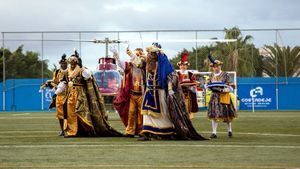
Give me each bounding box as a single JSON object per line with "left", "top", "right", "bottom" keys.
{"left": 137, "top": 136, "right": 151, "bottom": 141}
{"left": 228, "top": 132, "right": 233, "bottom": 138}
{"left": 58, "top": 131, "right": 64, "bottom": 136}
{"left": 124, "top": 134, "right": 135, "bottom": 138}
{"left": 210, "top": 133, "right": 217, "bottom": 138}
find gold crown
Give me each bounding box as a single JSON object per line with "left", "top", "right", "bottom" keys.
{"left": 146, "top": 45, "right": 162, "bottom": 53}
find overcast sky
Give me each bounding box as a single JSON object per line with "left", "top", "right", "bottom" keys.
{"left": 1, "top": 0, "right": 300, "bottom": 70}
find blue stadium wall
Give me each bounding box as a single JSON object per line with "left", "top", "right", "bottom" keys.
{"left": 0, "top": 78, "right": 299, "bottom": 111}
{"left": 0, "top": 79, "right": 53, "bottom": 111}
{"left": 238, "top": 77, "right": 300, "bottom": 110}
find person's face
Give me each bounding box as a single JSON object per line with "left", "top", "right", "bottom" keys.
{"left": 135, "top": 49, "right": 143, "bottom": 57}
{"left": 60, "top": 62, "right": 67, "bottom": 70}
{"left": 179, "top": 64, "right": 188, "bottom": 71}
{"left": 147, "top": 52, "right": 151, "bottom": 58}
{"left": 70, "top": 59, "right": 77, "bottom": 68}
{"left": 212, "top": 65, "right": 221, "bottom": 73}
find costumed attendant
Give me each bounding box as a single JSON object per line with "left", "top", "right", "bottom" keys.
{"left": 177, "top": 50, "right": 199, "bottom": 119}
{"left": 55, "top": 50, "right": 122, "bottom": 137}
{"left": 206, "top": 53, "right": 237, "bottom": 138}
{"left": 111, "top": 46, "right": 146, "bottom": 137}
{"left": 139, "top": 43, "right": 207, "bottom": 141}
{"left": 40, "top": 54, "right": 68, "bottom": 136}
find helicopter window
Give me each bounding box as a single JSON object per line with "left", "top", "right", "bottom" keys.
{"left": 93, "top": 70, "right": 121, "bottom": 89}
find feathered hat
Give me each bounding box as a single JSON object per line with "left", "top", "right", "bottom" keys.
{"left": 69, "top": 49, "right": 79, "bottom": 62}
{"left": 208, "top": 53, "right": 223, "bottom": 67}
{"left": 177, "top": 51, "right": 190, "bottom": 66}
{"left": 69, "top": 48, "right": 83, "bottom": 67}
{"left": 59, "top": 54, "right": 67, "bottom": 64}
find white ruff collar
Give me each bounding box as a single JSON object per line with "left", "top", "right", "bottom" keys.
{"left": 214, "top": 71, "right": 222, "bottom": 76}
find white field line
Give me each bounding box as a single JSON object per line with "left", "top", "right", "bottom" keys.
{"left": 0, "top": 130, "right": 299, "bottom": 137}
{"left": 11, "top": 113, "right": 30, "bottom": 116}
{"left": 201, "top": 131, "right": 300, "bottom": 137}
{"left": 0, "top": 164, "right": 295, "bottom": 169}
{"left": 0, "top": 144, "right": 299, "bottom": 149}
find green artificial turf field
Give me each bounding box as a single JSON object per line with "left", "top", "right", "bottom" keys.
{"left": 0, "top": 111, "right": 299, "bottom": 169}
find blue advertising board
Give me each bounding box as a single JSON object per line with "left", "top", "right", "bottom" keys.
{"left": 238, "top": 84, "right": 276, "bottom": 110}
{"left": 0, "top": 77, "right": 300, "bottom": 111}
{"left": 0, "top": 79, "right": 54, "bottom": 111}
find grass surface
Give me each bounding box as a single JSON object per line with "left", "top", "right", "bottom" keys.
{"left": 0, "top": 111, "right": 299, "bottom": 169}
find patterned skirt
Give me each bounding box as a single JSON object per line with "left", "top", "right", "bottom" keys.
{"left": 207, "top": 93, "right": 237, "bottom": 122}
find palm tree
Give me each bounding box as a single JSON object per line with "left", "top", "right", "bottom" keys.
{"left": 262, "top": 44, "right": 300, "bottom": 77}
{"left": 169, "top": 27, "right": 263, "bottom": 77}
{"left": 212, "top": 27, "right": 261, "bottom": 76}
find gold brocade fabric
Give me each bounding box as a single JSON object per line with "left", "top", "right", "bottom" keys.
{"left": 53, "top": 69, "right": 68, "bottom": 120}
{"left": 125, "top": 94, "right": 143, "bottom": 135}
{"left": 82, "top": 77, "right": 122, "bottom": 136}
{"left": 220, "top": 93, "right": 231, "bottom": 105}
{"left": 55, "top": 95, "right": 66, "bottom": 120}
{"left": 65, "top": 67, "right": 122, "bottom": 137}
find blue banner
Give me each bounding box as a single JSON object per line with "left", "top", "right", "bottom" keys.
{"left": 238, "top": 84, "right": 276, "bottom": 110}
{"left": 43, "top": 88, "right": 54, "bottom": 110}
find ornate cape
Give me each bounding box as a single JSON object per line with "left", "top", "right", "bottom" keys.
{"left": 167, "top": 72, "right": 207, "bottom": 140}
{"left": 76, "top": 75, "right": 123, "bottom": 137}
{"left": 113, "top": 62, "right": 133, "bottom": 126}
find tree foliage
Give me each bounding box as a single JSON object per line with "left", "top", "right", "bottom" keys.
{"left": 0, "top": 45, "right": 52, "bottom": 81}
{"left": 170, "top": 27, "right": 264, "bottom": 77}
{"left": 262, "top": 44, "right": 300, "bottom": 77}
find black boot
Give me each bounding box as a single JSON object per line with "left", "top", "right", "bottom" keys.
{"left": 210, "top": 133, "right": 217, "bottom": 138}
{"left": 58, "top": 119, "right": 64, "bottom": 136}
{"left": 137, "top": 133, "right": 151, "bottom": 141}
{"left": 228, "top": 132, "right": 233, "bottom": 138}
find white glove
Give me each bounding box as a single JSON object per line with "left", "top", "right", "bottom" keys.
{"left": 55, "top": 82, "right": 67, "bottom": 95}
{"left": 168, "top": 90, "right": 175, "bottom": 95}
{"left": 109, "top": 45, "right": 117, "bottom": 54}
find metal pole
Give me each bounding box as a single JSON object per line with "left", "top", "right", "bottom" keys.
{"left": 235, "top": 40, "right": 238, "bottom": 73}
{"left": 2, "top": 32, "right": 5, "bottom": 111}
{"left": 275, "top": 30, "right": 279, "bottom": 111}
{"left": 79, "top": 32, "right": 82, "bottom": 56}
{"left": 105, "top": 38, "right": 108, "bottom": 57}
{"left": 195, "top": 31, "right": 198, "bottom": 70}
{"left": 233, "top": 71, "right": 238, "bottom": 111}
{"left": 41, "top": 33, "right": 44, "bottom": 110}
{"left": 156, "top": 32, "right": 158, "bottom": 41}
{"left": 117, "top": 32, "right": 120, "bottom": 54}
{"left": 251, "top": 46, "right": 255, "bottom": 113}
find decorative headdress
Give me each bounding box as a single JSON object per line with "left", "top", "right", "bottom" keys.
{"left": 69, "top": 49, "right": 83, "bottom": 68}
{"left": 208, "top": 53, "right": 223, "bottom": 67}
{"left": 177, "top": 51, "right": 190, "bottom": 66}
{"left": 59, "top": 54, "right": 67, "bottom": 64}
{"left": 69, "top": 49, "right": 79, "bottom": 62}
{"left": 146, "top": 42, "right": 163, "bottom": 53}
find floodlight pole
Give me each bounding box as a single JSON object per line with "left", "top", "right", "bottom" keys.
{"left": 117, "top": 32, "right": 120, "bottom": 54}
{"left": 195, "top": 31, "right": 198, "bottom": 70}
{"left": 2, "top": 32, "right": 5, "bottom": 111}
{"left": 105, "top": 38, "right": 109, "bottom": 57}
{"left": 79, "top": 32, "right": 82, "bottom": 56}
{"left": 41, "top": 33, "right": 44, "bottom": 110}
{"left": 233, "top": 71, "right": 238, "bottom": 111}
{"left": 275, "top": 30, "right": 279, "bottom": 111}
